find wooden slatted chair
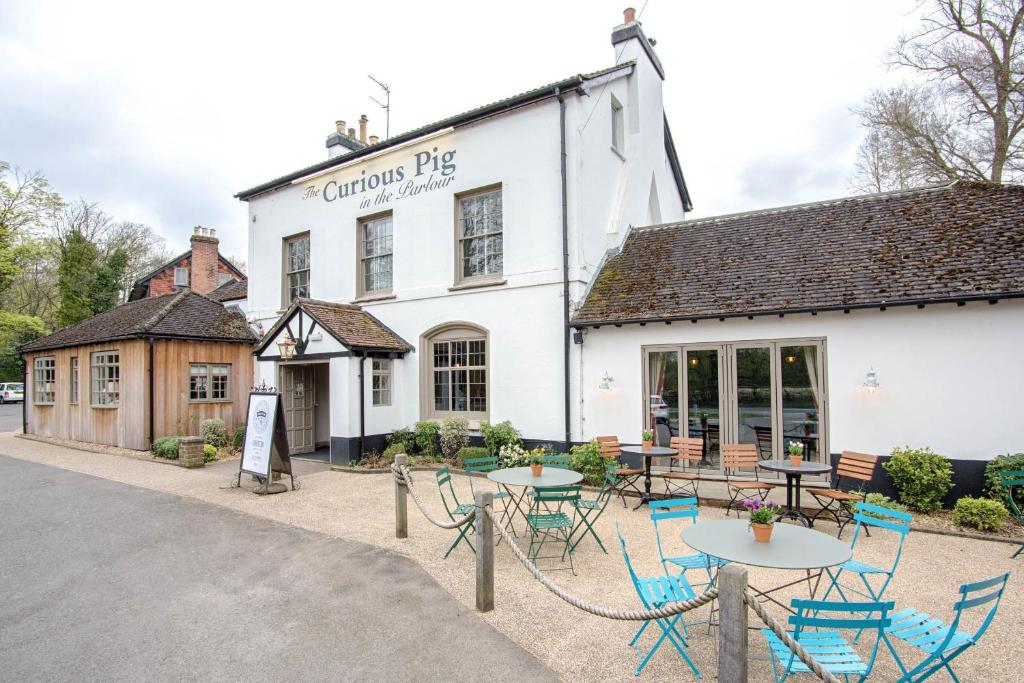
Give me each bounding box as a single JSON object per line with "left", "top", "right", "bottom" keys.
{"left": 806, "top": 451, "right": 879, "bottom": 537}
{"left": 722, "top": 443, "right": 777, "bottom": 517}
{"left": 597, "top": 435, "right": 644, "bottom": 507}
{"left": 661, "top": 437, "right": 703, "bottom": 501}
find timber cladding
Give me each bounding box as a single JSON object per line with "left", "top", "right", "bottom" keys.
{"left": 23, "top": 338, "right": 253, "bottom": 451}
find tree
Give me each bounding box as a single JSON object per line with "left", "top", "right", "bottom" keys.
{"left": 852, "top": 0, "right": 1024, "bottom": 192}
{"left": 0, "top": 161, "right": 63, "bottom": 292}
{"left": 0, "top": 311, "right": 47, "bottom": 382}
{"left": 91, "top": 248, "right": 129, "bottom": 313}
{"left": 57, "top": 230, "right": 100, "bottom": 327}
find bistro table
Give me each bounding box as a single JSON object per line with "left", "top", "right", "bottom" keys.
{"left": 682, "top": 519, "right": 851, "bottom": 614}
{"left": 759, "top": 459, "right": 832, "bottom": 527}
{"left": 487, "top": 466, "right": 583, "bottom": 534}
{"left": 618, "top": 445, "right": 677, "bottom": 509}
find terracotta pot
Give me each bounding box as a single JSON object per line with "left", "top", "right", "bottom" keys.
{"left": 751, "top": 522, "right": 774, "bottom": 543}
{"left": 642, "top": 440, "right": 653, "bottom": 451}
{"left": 530, "top": 463, "right": 543, "bottom": 477}
{"left": 789, "top": 455, "right": 803, "bottom": 468}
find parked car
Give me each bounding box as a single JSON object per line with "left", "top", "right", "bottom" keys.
{"left": 0, "top": 382, "right": 24, "bottom": 404}
{"left": 650, "top": 395, "right": 669, "bottom": 419}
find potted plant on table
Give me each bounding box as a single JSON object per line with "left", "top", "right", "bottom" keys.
{"left": 744, "top": 498, "right": 780, "bottom": 542}
{"left": 529, "top": 448, "right": 544, "bottom": 477}
{"left": 787, "top": 440, "right": 804, "bottom": 468}
{"left": 642, "top": 429, "right": 654, "bottom": 451}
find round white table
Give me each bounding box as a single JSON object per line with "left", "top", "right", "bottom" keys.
{"left": 488, "top": 466, "right": 583, "bottom": 533}
{"left": 682, "top": 519, "right": 851, "bottom": 613}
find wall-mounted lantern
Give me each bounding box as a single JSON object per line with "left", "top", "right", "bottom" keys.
{"left": 598, "top": 372, "right": 614, "bottom": 391}
{"left": 863, "top": 367, "right": 879, "bottom": 392}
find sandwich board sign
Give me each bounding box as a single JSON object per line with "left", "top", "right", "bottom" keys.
{"left": 239, "top": 389, "right": 294, "bottom": 491}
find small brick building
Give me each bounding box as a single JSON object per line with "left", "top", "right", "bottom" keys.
{"left": 129, "top": 227, "right": 245, "bottom": 300}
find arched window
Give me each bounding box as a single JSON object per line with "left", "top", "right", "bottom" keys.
{"left": 421, "top": 323, "right": 488, "bottom": 422}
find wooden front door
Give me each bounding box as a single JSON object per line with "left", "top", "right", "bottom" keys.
{"left": 280, "top": 365, "right": 315, "bottom": 455}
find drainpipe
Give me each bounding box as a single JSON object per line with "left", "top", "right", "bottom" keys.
{"left": 21, "top": 356, "right": 27, "bottom": 435}
{"left": 556, "top": 88, "right": 572, "bottom": 451}
{"left": 358, "top": 354, "right": 366, "bottom": 460}
{"left": 147, "top": 338, "right": 155, "bottom": 448}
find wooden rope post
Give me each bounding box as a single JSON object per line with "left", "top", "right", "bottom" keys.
{"left": 394, "top": 454, "right": 408, "bottom": 539}
{"left": 718, "top": 564, "right": 749, "bottom": 683}
{"left": 475, "top": 490, "right": 494, "bottom": 612}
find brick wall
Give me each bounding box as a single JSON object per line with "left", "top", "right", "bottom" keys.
{"left": 145, "top": 255, "right": 239, "bottom": 298}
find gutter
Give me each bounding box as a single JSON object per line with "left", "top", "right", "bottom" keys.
{"left": 556, "top": 87, "right": 572, "bottom": 450}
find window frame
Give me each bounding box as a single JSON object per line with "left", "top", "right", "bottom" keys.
{"left": 33, "top": 356, "right": 56, "bottom": 405}
{"left": 89, "top": 350, "right": 120, "bottom": 408}
{"left": 420, "top": 323, "right": 489, "bottom": 423}
{"left": 454, "top": 185, "right": 503, "bottom": 287}
{"left": 69, "top": 356, "right": 79, "bottom": 404}
{"left": 173, "top": 266, "right": 189, "bottom": 287}
{"left": 357, "top": 211, "right": 394, "bottom": 299}
{"left": 282, "top": 231, "right": 311, "bottom": 307}
{"left": 189, "top": 363, "right": 232, "bottom": 403}
{"left": 371, "top": 358, "right": 392, "bottom": 407}
{"left": 610, "top": 95, "right": 625, "bottom": 156}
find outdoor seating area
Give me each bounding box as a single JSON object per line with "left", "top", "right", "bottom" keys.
{"left": 396, "top": 439, "right": 1022, "bottom": 681}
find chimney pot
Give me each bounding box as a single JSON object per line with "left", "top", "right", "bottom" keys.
{"left": 358, "top": 114, "right": 368, "bottom": 143}
{"left": 336, "top": 120, "right": 346, "bottom": 134}
{"left": 623, "top": 7, "right": 636, "bottom": 23}
{"left": 369, "top": 135, "right": 379, "bottom": 145}
{"left": 347, "top": 127, "right": 356, "bottom": 138}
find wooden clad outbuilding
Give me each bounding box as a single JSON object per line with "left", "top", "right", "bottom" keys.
{"left": 18, "top": 290, "right": 256, "bottom": 450}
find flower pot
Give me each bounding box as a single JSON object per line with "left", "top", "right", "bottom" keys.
{"left": 642, "top": 440, "right": 653, "bottom": 452}
{"left": 751, "top": 522, "right": 774, "bottom": 543}
{"left": 789, "top": 455, "right": 803, "bottom": 468}
{"left": 530, "top": 463, "right": 543, "bottom": 477}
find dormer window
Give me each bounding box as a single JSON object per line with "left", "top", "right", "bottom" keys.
{"left": 174, "top": 267, "right": 189, "bottom": 286}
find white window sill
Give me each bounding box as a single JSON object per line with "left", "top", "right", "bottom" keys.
{"left": 352, "top": 293, "right": 397, "bottom": 304}
{"left": 448, "top": 279, "right": 506, "bottom": 292}
{"left": 90, "top": 404, "right": 119, "bottom": 410}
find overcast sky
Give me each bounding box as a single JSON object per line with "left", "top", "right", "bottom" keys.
{"left": 0, "top": 1, "right": 922, "bottom": 259}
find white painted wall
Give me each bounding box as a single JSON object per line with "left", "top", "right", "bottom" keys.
{"left": 578, "top": 300, "right": 1024, "bottom": 461}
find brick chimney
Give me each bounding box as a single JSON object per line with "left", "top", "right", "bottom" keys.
{"left": 358, "top": 114, "right": 368, "bottom": 143}
{"left": 189, "top": 226, "right": 220, "bottom": 295}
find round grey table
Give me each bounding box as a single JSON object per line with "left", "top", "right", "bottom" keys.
{"left": 618, "top": 445, "right": 677, "bottom": 509}
{"left": 758, "top": 460, "right": 833, "bottom": 527}
{"left": 682, "top": 519, "right": 851, "bottom": 613}
{"left": 488, "top": 467, "right": 583, "bottom": 533}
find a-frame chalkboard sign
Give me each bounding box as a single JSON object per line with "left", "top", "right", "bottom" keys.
{"left": 238, "top": 386, "right": 294, "bottom": 492}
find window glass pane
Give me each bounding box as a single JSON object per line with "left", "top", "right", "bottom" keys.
{"left": 433, "top": 370, "right": 449, "bottom": 411}
{"left": 647, "top": 351, "right": 678, "bottom": 448}
{"left": 70, "top": 357, "right": 79, "bottom": 403}
{"left": 451, "top": 369, "right": 468, "bottom": 411}
{"left": 468, "top": 369, "right": 486, "bottom": 412}
{"left": 91, "top": 352, "right": 119, "bottom": 406}
{"left": 780, "top": 345, "right": 822, "bottom": 463}
{"left": 433, "top": 343, "right": 449, "bottom": 368}
{"left": 450, "top": 341, "right": 467, "bottom": 368}
{"left": 736, "top": 347, "right": 772, "bottom": 459}
{"left": 458, "top": 190, "right": 502, "bottom": 279}
{"left": 468, "top": 340, "right": 485, "bottom": 367}
{"left": 34, "top": 357, "right": 55, "bottom": 403}
{"left": 685, "top": 349, "right": 720, "bottom": 468}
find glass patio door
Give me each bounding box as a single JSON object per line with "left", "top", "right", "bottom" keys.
{"left": 730, "top": 344, "right": 776, "bottom": 459}
{"left": 780, "top": 344, "right": 826, "bottom": 464}
{"left": 683, "top": 348, "right": 723, "bottom": 468}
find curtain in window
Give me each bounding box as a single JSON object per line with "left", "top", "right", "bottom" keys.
{"left": 803, "top": 346, "right": 821, "bottom": 413}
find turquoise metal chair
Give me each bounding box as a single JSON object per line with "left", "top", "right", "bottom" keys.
{"left": 435, "top": 466, "right": 476, "bottom": 559}
{"left": 821, "top": 502, "right": 912, "bottom": 611}
{"left": 761, "top": 598, "right": 893, "bottom": 683}
{"left": 616, "top": 524, "right": 702, "bottom": 678}
{"left": 567, "top": 462, "right": 618, "bottom": 554}
{"left": 884, "top": 572, "right": 1010, "bottom": 682}
{"left": 649, "top": 498, "right": 728, "bottom": 590}
{"left": 526, "top": 485, "right": 580, "bottom": 574}
{"left": 999, "top": 470, "right": 1024, "bottom": 558}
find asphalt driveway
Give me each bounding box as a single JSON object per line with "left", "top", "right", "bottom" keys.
{"left": 0, "top": 402, "right": 22, "bottom": 432}
{"left": 0, "top": 455, "right": 554, "bottom": 682}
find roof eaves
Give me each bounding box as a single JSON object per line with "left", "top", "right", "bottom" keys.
{"left": 663, "top": 114, "right": 692, "bottom": 212}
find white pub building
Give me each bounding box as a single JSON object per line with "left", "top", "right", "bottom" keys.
{"left": 239, "top": 9, "right": 1024, "bottom": 495}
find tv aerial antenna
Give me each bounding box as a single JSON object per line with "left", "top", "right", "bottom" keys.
{"left": 368, "top": 75, "right": 391, "bottom": 139}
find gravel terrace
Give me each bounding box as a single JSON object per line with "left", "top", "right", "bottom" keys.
{"left": 1, "top": 433, "right": 1020, "bottom": 682}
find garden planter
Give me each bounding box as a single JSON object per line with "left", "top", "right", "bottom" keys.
{"left": 642, "top": 440, "right": 653, "bottom": 451}
{"left": 751, "top": 523, "right": 774, "bottom": 543}
{"left": 789, "top": 455, "right": 803, "bottom": 468}
{"left": 530, "top": 463, "right": 543, "bottom": 477}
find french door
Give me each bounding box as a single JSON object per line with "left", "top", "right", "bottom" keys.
{"left": 645, "top": 339, "right": 827, "bottom": 473}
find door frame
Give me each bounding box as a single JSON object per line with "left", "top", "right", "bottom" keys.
{"left": 278, "top": 362, "right": 318, "bottom": 455}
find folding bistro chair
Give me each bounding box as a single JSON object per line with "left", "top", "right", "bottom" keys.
{"left": 541, "top": 453, "right": 571, "bottom": 469}
{"left": 722, "top": 443, "right": 777, "bottom": 517}
{"left": 752, "top": 425, "right": 775, "bottom": 460}
{"left": 616, "top": 524, "right": 702, "bottom": 678}
{"left": 806, "top": 451, "right": 879, "bottom": 537}
{"left": 649, "top": 497, "right": 727, "bottom": 590}
{"left": 462, "top": 454, "right": 510, "bottom": 529}
{"left": 661, "top": 436, "right": 703, "bottom": 501}
{"left": 568, "top": 462, "right": 618, "bottom": 553}
{"left": 998, "top": 470, "right": 1024, "bottom": 558}
{"left": 885, "top": 572, "right": 1010, "bottom": 682}
{"left": 435, "top": 466, "right": 476, "bottom": 559}
{"left": 761, "top": 598, "right": 893, "bottom": 683}
{"left": 526, "top": 485, "right": 581, "bottom": 574}
{"left": 597, "top": 435, "right": 644, "bottom": 507}
{"left": 821, "top": 502, "right": 912, "bottom": 617}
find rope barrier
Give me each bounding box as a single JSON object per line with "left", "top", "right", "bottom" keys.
{"left": 743, "top": 590, "right": 842, "bottom": 683}
{"left": 392, "top": 463, "right": 476, "bottom": 530}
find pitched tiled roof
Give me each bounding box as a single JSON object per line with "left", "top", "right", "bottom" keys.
{"left": 19, "top": 290, "right": 256, "bottom": 353}
{"left": 128, "top": 251, "right": 246, "bottom": 301}
{"left": 573, "top": 181, "right": 1024, "bottom": 326}
{"left": 255, "top": 298, "right": 412, "bottom": 355}
{"left": 207, "top": 278, "right": 248, "bottom": 302}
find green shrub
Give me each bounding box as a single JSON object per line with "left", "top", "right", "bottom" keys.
{"left": 456, "top": 446, "right": 490, "bottom": 468}
{"left": 382, "top": 442, "right": 407, "bottom": 459}
{"left": 497, "top": 443, "right": 527, "bottom": 468}
{"left": 479, "top": 420, "right": 522, "bottom": 456}
{"left": 952, "top": 496, "right": 1008, "bottom": 532}
{"left": 387, "top": 427, "right": 417, "bottom": 454}
{"left": 232, "top": 423, "right": 246, "bottom": 450}
{"left": 203, "top": 444, "right": 218, "bottom": 462}
{"left": 152, "top": 436, "right": 180, "bottom": 459}
{"left": 845, "top": 492, "right": 909, "bottom": 519}
{"left": 570, "top": 440, "right": 608, "bottom": 486}
{"left": 882, "top": 446, "right": 953, "bottom": 512}
{"left": 440, "top": 417, "right": 469, "bottom": 460}
{"left": 414, "top": 420, "right": 440, "bottom": 458}
{"left": 200, "top": 418, "right": 227, "bottom": 447}
{"left": 984, "top": 452, "right": 1024, "bottom": 507}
